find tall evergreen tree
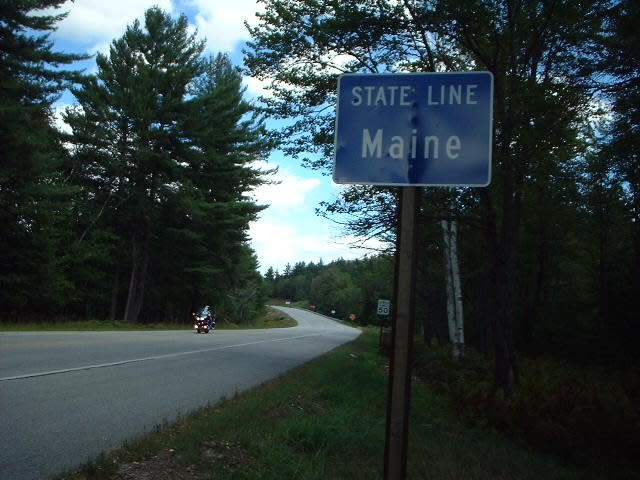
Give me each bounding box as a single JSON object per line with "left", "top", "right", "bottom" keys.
{"left": 0, "top": 0, "right": 86, "bottom": 316}
{"left": 66, "top": 11, "right": 272, "bottom": 323}
{"left": 590, "top": 0, "right": 640, "bottom": 357}
{"left": 145, "top": 53, "right": 273, "bottom": 321}
{"left": 66, "top": 7, "right": 206, "bottom": 322}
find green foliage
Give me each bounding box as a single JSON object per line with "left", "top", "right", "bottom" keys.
{"left": 266, "top": 256, "right": 393, "bottom": 323}
{"left": 414, "top": 344, "right": 640, "bottom": 470}
{"left": 0, "top": 1, "right": 87, "bottom": 317}
{"left": 1, "top": 5, "right": 272, "bottom": 324}
{"left": 596, "top": 0, "right": 640, "bottom": 344}
{"left": 60, "top": 11, "right": 272, "bottom": 324}
{"left": 65, "top": 7, "right": 209, "bottom": 323}
{"left": 246, "top": 0, "right": 640, "bottom": 381}
{"left": 310, "top": 267, "right": 360, "bottom": 318}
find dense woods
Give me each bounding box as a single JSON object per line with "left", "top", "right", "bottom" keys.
{"left": 0, "top": 0, "right": 640, "bottom": 472}
{"left": 265, "top": 257, "right": 395, "bottom": 321}
{"left": 2, "top": 0, "right": 639, "bottom": 468}
{"left": 246, "top": 0, "right": 639, "bottom": 393}
{"left": 2, "top": 0, "right": 639, "bottom": 385}
{"left": 1, "top": 3, "right": 271, "bottom": 324}
{"left": 254, "top": 0, "right": 640, "bottom": 452}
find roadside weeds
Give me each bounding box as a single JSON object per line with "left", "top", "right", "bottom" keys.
{"left": 59, "top": 329, "right": 633, "bottom": 480}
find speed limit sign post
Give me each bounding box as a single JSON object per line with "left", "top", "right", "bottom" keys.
{"left": 377, "top": 299, "right": 391, "bottom": 316}
{"left": 377, "top": 299, "right": 392, "bottom": 356}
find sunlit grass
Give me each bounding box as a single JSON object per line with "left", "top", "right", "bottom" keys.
{"left": 60, "top": 330, "right": 611, "bottom": 480}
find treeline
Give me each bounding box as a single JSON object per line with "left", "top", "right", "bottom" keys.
{"left": 246, "top": 0, "right": 640, "bottom": 389}
{"left": 264, "top": 256, "right": 394, "bottom": 321}
{"left": 1, "top": 3, "right": 270, "bottom": 324}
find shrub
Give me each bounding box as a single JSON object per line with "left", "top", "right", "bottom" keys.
{"left": 413, "top": 343, "right": 640, "bottom": 466}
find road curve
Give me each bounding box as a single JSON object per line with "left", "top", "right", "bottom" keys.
{"left": 0, "top": 307, "right": 360, "bottom": 480}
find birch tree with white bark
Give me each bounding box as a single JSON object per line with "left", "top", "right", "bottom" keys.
{"left": 441, "top": 220, "right": 465, "bottom": 359}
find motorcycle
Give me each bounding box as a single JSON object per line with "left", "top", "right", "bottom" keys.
{"left": 193, "top": 316, "right": 210, "bottom": 334}
{"left": 193, "top": 306, "right": 215, "bottom": 334}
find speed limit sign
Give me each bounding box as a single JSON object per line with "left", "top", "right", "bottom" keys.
{"left": 377, "top": 299, "right": 391, "bottom": 316}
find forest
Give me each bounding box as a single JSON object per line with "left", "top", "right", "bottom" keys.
{"left": 252, "top": 1, "right": 639, "bottom": 460}
{"left": 2, "top": 0, "right": 639, "bottom": 391}
{"left": 1, "top": 3, "right": 272, "bottom": 325}
{"left": 246, "top": 0, "right": 640, "bottom": 395}
{"left": 264, "top": 257, "right": 394, "bottom": 323}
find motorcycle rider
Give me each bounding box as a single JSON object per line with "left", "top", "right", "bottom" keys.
{"left": 206, "top": 309, "right": 216, "bottom": 331}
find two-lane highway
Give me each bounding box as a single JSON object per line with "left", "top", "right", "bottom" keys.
{"left": 0, "top": 307, "right": 360, "bottom": 480}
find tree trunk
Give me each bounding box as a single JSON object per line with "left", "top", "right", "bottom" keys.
{"left": 522, "top": 222, "right": 549, "bottom": 354}
{"left": 473, "top": 269, "right": 492, "bottom": 357}
{"left": 442, "top": 220, "right": 456, "bottom": 351}
{"left": 109, "top": 263, "right": 120, "bottom": 320}
{"left": 449, "top": 221, "right": 465, "bottom": 358}
{"left": 442, "top": 220, "right": 465, "bottom": 359}
{"left": 479, "top": 189, "right": 519, "bottom": 395}
{"left": 627, "top": 169, "right": 640, "bottom": 354}
{"left": 634, "top": 193, "right": 640, "bottom": 324}
{"left": 419, "top": 260, "right": 433, "bottom": 345}
{"left": 123, "top": 226, "right": 151, "bottom": 323}
{"left": 598, "top": 202, "right": 612, "bottom": 327}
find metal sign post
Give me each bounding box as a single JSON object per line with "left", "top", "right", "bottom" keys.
{"left": 333, "top": 71, "right": 493, "bottom": 480}
{"left": 384, "top": 186, "right": 419, "bottom": 480}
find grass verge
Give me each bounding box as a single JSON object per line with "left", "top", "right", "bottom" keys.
{"left": 58, "top": 329, "right": 624, "bottom": 480}
{"left": 0, "top": 319, "right": 187, "bottom": 332}
{"left": 0, "top": 307, "right": 297, "bottom": 332}
{"left": 217, "top": 308, "right": 297, "bottom": 330}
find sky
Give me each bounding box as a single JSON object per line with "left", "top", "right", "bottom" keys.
{"left": 47, "top": 0, "right": 382, "bottom": 274}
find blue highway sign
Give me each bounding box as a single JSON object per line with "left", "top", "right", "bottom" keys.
{"left": 333, "top": 72, "right": 493, "bottom": 186}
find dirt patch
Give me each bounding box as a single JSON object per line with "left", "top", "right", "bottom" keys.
{"left": 200, "top": 440, "right": 255, "bottom": 472}
{"left": 113, "top": 441, "right": 255, "bottom": 480}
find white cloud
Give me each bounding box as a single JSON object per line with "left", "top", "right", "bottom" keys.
{"left": 51, "top": 104, "right": 72, "bottom": 134}
{"left": 250, "top": 162, "right": 320, "bottom": 212}
{"left": 54, "top": 0, "right": 175, "bottom": 52}
{"left": 53, "top": 0, "right": 262, "bottom": 55}
{"left": 249, "top": 218, "right": 376, "bottom": 274}
{"left": 247, "top": 163, "right": 381, "bottom": 273}
{"left": 337, "top": 234, "right": 389, "bottom": 256}
{"left": 242, "top": 76, "right": 272, "bottom": 99}
{"left": 185, "top": 0, "right": 263, "bottom": 53}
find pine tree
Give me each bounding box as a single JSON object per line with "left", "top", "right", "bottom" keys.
{"left": 594, "top": 0, "right": 640, "bottom": 357}
{"left": 66, "top": 12, "right": 273, "bottom": 323}
{"left": 152, "top": 53, "right": 273, "bottom": 321}
{"left": 0, "top": 0, "right": 86, "bottom": 316}
{"left": 66, "top": 7, "right": 205, "bottom": 322}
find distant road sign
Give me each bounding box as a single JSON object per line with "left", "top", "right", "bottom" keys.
{"left": 334, "top": 72, "right": 493, "bottom": 186}
{"left": 377, "top": 299, "right": 391, "bottom": 316}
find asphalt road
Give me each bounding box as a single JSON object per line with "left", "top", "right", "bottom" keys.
{"left": 0, "top": 307, "right": 360, "bottom": 480}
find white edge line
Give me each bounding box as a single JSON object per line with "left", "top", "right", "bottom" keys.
{"left": 0, "top": 333, "right": 322, "bottom": 382}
